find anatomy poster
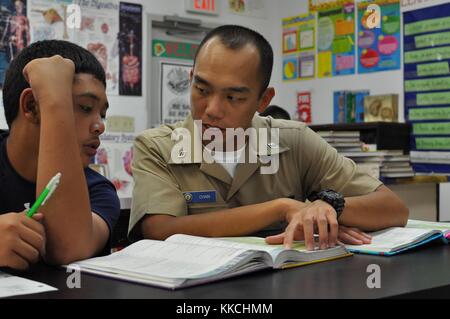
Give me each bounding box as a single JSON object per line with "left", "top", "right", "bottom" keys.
{"left": 96, "top": 132, "right": 136, "bottom": 198}
{"left": 160, "top": 62, "right": 191, "bottom": 125}
{"left": 0, "top": 0, "right": 30, "bottom": 88}
{"left": 118, "top": 2, "right": 141, "bottom": 96}
{"left": 29, "top": 0, "right": 120, "bottom": 95}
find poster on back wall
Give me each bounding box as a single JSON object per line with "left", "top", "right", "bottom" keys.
{"left": 119, "top": 2, "right": 142, "bottom": 96}
{"left": 160, "top": 62, "right": 191, "bottom": 125}
{"left": 29, "top": 0, "right": 120, "bottom": 95}
{"left": 282, "top": 13, "right": 316, "bottom": 81}
{"left": 317, "top": 1, "right": 355, "bottom": 78}
{"left": 0, "top": 0, "right": 30, "bottom": 88}
{"left": 357, "top": 0, "right": 401, "bottom": 74}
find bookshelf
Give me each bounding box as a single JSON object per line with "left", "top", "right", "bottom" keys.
{"left": 308, "top": 122, "right": 411, "bottom": 153}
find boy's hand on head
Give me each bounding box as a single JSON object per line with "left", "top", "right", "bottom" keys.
{"left": 22, "top": 55, "right": 75, "bottom": 106}
{"left": 0, "top": 212, "right": 46, "bottom": 270}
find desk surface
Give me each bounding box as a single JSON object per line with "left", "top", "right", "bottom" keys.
{"left": 7, "top": 244, "right": 450, "bottom": 299}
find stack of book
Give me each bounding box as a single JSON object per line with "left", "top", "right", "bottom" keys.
{"left": 409, "top": 151, "right": 450, "bottom": 175}
{"left": 317, "top": 130, "right": 414, "bottom": 180}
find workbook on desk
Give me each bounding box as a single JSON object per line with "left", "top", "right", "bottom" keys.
{"left": 65, "top": 234, "right": 351, "bottom": 290}
{"left": 345, "top": 220, "right": 450, "bottom": 256}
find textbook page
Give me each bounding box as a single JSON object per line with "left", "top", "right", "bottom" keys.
{"left": 345, "top": 227, "right": 440, "bottom": 253}
{"left": 406, "top": 220, "right": 450, "bottom": 238}
{"left": 167, "top": 234, "right": 320, "bottom": 261}
{"left": 71, "top": 239, "right": 264, "bottom": 279}
{"left": 0, "top": 272, "right": 57, "bottom": 298}
{"left": 167, "top": 234, "right": 288, "bottom": 260}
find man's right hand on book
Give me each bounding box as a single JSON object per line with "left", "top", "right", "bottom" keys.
{"left": 0, "top": 212, "right": 46, "bottom": 270}
{"left": 266, "top": 198, "right": 339, "bottom": 251}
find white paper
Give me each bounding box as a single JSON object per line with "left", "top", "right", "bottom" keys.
{"left": 300, "top": 59, "right": 315, "bottom": 77}
{"left": 0, "top": 271, "right": 57, "bottom": 298}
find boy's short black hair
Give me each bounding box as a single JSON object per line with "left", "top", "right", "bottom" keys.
{"left": 259, "top": 105, "right": 291, "bottom": 120}
{"left": 2, "top": 40, "right": 106, "bottom": 128}
{"left": 193, "top": 24, "right": 273, "bottom": 95}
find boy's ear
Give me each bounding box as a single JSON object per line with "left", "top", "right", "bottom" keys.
{"left": 19, "top": 88, "right": 40, "bottom": 124}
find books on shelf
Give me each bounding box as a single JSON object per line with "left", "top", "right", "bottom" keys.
{"left": 410, "top": 151, "right": 450, "bottom": 165}
{"left": 333, "top": 90, "right": 369, "bottom": 123}
{"left": 345, "top": 220, "right": 450, "bottom": 256}
{"left": 317, "top": 130, "right": 360, "bottom": 138}
{"left": 65, "top": 234, "right": 351, "bottom": 290}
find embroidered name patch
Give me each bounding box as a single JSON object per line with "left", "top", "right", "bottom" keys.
{"left": 183, "top": 191, "right": 217, "bottom": 203}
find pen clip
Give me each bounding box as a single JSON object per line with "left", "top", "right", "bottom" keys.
{"left": 41, "top": 173, "right": 61, "bottom": 206}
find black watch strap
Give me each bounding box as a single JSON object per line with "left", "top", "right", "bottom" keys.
{"left": 308, "top": 189, "right": 345, "bottom": 219}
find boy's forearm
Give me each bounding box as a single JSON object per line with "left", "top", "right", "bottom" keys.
{"left": 37, "top": 103, "right": 94, "bottom": 264}
{"left": 142, "top": 199, "right": 289, "bottom": 240}
{"left": 339, "top": 185, "right": 409, "bottom": 231}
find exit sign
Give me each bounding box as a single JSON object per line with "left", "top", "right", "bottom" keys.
{"left": 185, "top": 0, "right": 219, "bottom": 16}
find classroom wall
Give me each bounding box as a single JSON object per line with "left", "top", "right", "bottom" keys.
{"left": 106, "top": 0, "right": 279, "bottom": 133}
{"left": 272, "top": 0, "right": 449, "bottom": 124}
{"left": 0, "top": 0, "right": 447, "bottom": 131}
{"left": 0, "top": 0, "right": 279, "bottom": 132}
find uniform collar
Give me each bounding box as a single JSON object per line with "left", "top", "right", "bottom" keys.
{"left": 167, "top": 113, "right": 290, "bottom": 164}
{"left": 167, "top": 114, "right": 290, "bottom": 196}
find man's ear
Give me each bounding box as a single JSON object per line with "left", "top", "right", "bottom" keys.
{"left": 257, "top": 87, "right": 275, "bottom": 113}
{"left": 19, "top": 88, "right": 40, "bottom": 124}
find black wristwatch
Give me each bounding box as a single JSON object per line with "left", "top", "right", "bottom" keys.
{"left": 308, "top": 189, "right": 345, "bottom": 219}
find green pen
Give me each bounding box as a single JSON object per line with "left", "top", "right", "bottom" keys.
{"left": 26, "top": 172, "right": 62, "bottom": 218}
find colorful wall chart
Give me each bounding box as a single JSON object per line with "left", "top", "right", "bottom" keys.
{"left": 317, "top": 1, "right": 355, "bottom": 78}
{"left": 282, "top": 13, "right": 315, "bottom": 81}
{"left": 358, "top": 0, "right": 401, "bottom": 74}
{"left": 404, "top": 2, "right": 450, "bottom": 173}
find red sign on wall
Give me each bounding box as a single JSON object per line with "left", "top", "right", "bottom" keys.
{"left": 297, "top": 92, "right": 311, "bottom": 123}
{"left": 185, "top": 0, "right": 219, "bottom": 15}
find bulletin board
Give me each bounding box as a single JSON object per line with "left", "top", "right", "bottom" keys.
{"left": 316, "top": 1, "right": 355, "bottom": 78}
{"left": 357, "top": 0, "right": 401, "bottom": 74}
{"left": 282, "top": 13, "right": 315, "bottom": 81}
{"left": 404, "top": 2, "right": 450, "bottom": 173}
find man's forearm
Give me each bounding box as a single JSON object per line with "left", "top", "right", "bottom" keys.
{"left": 338, "top": 185, "right": 409, "bottom": 231}
{"left": 142, "top": 199, "right": 293, "bottom": 240}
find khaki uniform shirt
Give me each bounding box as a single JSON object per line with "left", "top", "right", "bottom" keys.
{"left": 128, "top": 114, "right": 382, "bottom": 239}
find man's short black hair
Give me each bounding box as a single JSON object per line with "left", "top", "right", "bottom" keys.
{"left": 259, "top": 105, "right": 291, "bottom": 120}
{"left": 3, "top": 40, "right": 106, "bottom": 128}
{"left": 193, "top": 24, "right": 273, "bottom": 95}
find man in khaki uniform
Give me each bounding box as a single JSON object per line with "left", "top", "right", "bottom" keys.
{"left": 129, "top": 25, "right": 408, "bottom": 250}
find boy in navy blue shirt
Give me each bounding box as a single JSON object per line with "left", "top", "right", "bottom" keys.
{"left": 0, "top": 40, "right": 120, "bottom": 270}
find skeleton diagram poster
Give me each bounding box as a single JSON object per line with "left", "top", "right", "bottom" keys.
{"left": 0, "top": 0, "right": 30, "bottom": 88}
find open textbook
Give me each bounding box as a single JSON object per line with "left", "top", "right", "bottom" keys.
{"left": 65, "top": 234, "right": 351, "bottom": 290}
{"left": 345, "top": 219, "right": 450, "bottom": 256}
